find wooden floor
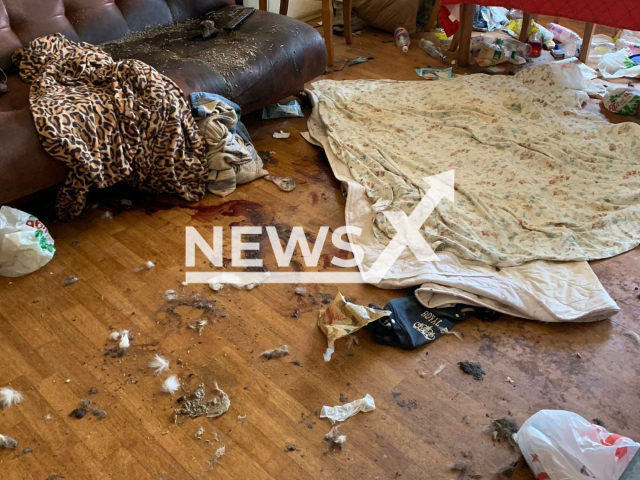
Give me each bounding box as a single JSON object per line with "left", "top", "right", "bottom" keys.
{"left": 1, "top": 18, "right": 640, "bottom": 480}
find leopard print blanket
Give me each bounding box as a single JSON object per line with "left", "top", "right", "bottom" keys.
{"left": 12, "top": 34, "right": 207, "bottom": 219}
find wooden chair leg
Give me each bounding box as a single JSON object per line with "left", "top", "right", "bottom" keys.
{"left": 579, "top": 23, "right": 596, "bottom": 63}
{"left": 519, "top": 12, "right": 532, "bottom": 43}
{"left": 449, "top": 32, "right": 459, "bottom": 52}
{"left": 322, "top": 0, "right": 334, "bottom": 66}
{"left": 259, "top": 0, "right": 267, "bottom": 11}
{"left": 426, "top": 0, "right": 441, "bottom": 32}
{"left": 343, "top": 0, "right": 352, "bottom": 45}
{"left": 457, "top": 3, "right": 474, "bottom": 67}
{"left": 279, "top": 0, "right": 289, "bottom": 15}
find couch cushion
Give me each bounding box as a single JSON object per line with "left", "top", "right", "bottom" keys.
{"left": 104, "top": 7, "right": 326, "bottom": 112}
{"left": 0, "top": 0, "right": 235, "bottom": 71}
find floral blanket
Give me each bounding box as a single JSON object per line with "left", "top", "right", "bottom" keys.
{"left": 13, "top": 34, "right": 207, "bottom": 219}
{"left": 310, "top": 66, "right": 640, "bottom": 268}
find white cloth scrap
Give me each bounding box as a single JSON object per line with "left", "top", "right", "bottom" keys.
{"left": 320, "top": 394, "right": 376, "bottom": 424}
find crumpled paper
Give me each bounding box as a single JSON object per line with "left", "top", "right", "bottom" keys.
{"left": 320, "top": 394, "right": 376, "bottom": 424}
{"left": 317, "top": 292, "right": 391, "bottom": 361}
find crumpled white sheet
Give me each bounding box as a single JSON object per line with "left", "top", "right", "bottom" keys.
{"left": 305, "top": 70, "right": 621, "bottom": 322}
{"left": 320, "top": 394, "right": 376, "bottom": 424}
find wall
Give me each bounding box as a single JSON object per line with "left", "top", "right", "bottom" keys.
{"left": 244, "top": 0, "right": 321, "bottom": 20}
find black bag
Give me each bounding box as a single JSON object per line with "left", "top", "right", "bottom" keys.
{"left": 368, "top": 296, "right": 501, "bottom": 349}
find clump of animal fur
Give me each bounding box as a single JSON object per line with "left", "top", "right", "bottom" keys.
{"left": 259, "top": 345, "right": 289, "bottom": 359}
{"left": 324, "top": 426, "right": 347, "bottom": 452}
{"left": 0, "top": 433, "right": 18, "bottom": 449}
{"left": 174, "top": 383, "right": 230, "bottom": 420}
{"left": 489, "top": 417, "right": 519, "bottom": 447}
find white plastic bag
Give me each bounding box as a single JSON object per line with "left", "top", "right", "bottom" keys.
{"left": 0, "top": 206, "right": 55, "bottom": 277}
{"left": 598, "top": 49, "right": 640, "bottom": 79}
{"left": 515, "top": 410, "right": 639, "bottom": 480}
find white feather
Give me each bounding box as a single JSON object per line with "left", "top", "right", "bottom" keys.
{"left": 161, "top": 375, "right": 180, "bottom": 395}
{"left": 109, "top": 331, "right": 121, "bottom": 340}
{"left": 433, "top": 364, "right": 446, "bottom": 377}
{"left": 0, "top": 387, "right": 24, "bottom": 408}
{"left": 149, "top": 355, "right": 170, "bottom": 375}
{"left": 118, "top": 330, "right": 130, "bottom": 349}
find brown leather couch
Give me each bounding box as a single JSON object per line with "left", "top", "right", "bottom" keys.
{"left": 0, "top": 0, "right": 326, "bottom": 205}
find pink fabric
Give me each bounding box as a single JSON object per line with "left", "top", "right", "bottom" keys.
{"left": 439, "top": 0, "right": 640, "bottom": 31}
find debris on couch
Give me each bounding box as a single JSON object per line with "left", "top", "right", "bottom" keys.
{"left": 0, "top": 206, "right": 55, "bottom": 277}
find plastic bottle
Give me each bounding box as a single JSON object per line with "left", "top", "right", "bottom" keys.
{"left": 394, "top": 27, "right": 410, "bottom": 53}
{"left": 546, "top": 23, "right": 581, "bottom": 43}
{"left": 419, "top": 38, "right": 446, "bottom": 62}
{"left": 496, "top": 37, "right": 532, "bottom": 58}
{"left": 528, "top": 31, "right": 542, "bottom": 58}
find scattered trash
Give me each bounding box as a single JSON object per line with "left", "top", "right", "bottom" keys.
{"left": 80, "top": 399, "right": 107, "bottom": 419}
{"left": 45, "top": 414, "right": 52, "bottom": 420}
{"left": 415, "top": 67, "right": 454, "bottom": 80}
{"left": 623, "top": 329, "right": 640, "bottom": 344}
{"left": 291, "top": 310, "right": 300, "bottom": 318}
{"left": 69, "top": 408, "right": 87, "bottom": 419}
{"left": 324, "top": 426, "right": 347, "bottom": 451}
{"left": 419, "top": 38, "right": 447, "bottom": 61}
{"left": 262, "top": 100, "right": 304, "bottom": 119}
{"left": 344, "top": 335, "right": 360, "bottom": 350}
{"left": 598, "top": 49, "right": 640, "bottom": 79}
{"left": 489, "top": 417, "right": 519, "bottom": 446}
{"left": 265, "top": 175, "right": 296, "bottom": 192}
{"left": 450, "top": 461, "right": 482, "bottom": 480}
{"left": 22, "top": 447, "right": 33, "bottom": 454}
{"left": 295, "top": 286, "right": 306, "bottom": 295}
{"left": 200, "top": 19, "right": 218, "bottom": 39}
{"left": 603, "top": 86, "right": 640, "bottom": 116}
{"left": 149, "top": 355, "right": 170, "bottom": 375}
{"left": 318, "top": 292, "right": 390, "bottom": 361}
{"left": 207, "top": 273, "right": 264, "bottom": 292}
{"left": 592, "top": 418, "right": 607, "bottom": 427}
{"left": 506, "top": 377, "right": 514, "bottom": 384}
{"left": 161, "top": 375, "right": 181, "bottom": 395}
{"left": 433, "top": 364, "right": 446, "bottom": 376}
{"left": 174, "top": 383, "right": 230, "bottom": 419}
{"left": 495, "top": 457, "right": 524, "bottom": 479}
{"left": 260, "top": 345, "right": 290, "bottom": 360}
{"left": 394, "top": 27, "right": 410, "bottom": 53}
{"left": 284, "top": 444, "right": 297, "bottom": 452}
{"left": 0, "top": 206, "right": 55, "bottom": 277}
{"left": 347, "top": 56, "right": 373, "bottom": 67}
{"left": 188, "top": 319, "right": 208, "bottom": 336}
{"left": 440, "top": 328, "right": 464, "bottom": 340}
{"left": 320, "top": 394, "right": 375, "bottom": 424}
{"left": 44, "top": 475, "right": 64, "bottom": 480}
{"left": 211, "top": 444, "right": 226, "bottom": 463}
{"left": 101, "top": 211, "right": 113, "bottom": 219}
{"left": 516, "top": 410, "right": 639, "bottom": 480}
{"left": 0, "top": 433, "right": 18, "bottom": 449}
{"left": 458, "top": 361, "right": 485, "bottom": 381}
{"left": 272, "top": 131, "right": 291, "bottom": 139}
{"left": 62, "top": 276, "right": 80, "bottom": 287}
{"left": 159, "top": 292, "right": 218, "bottom": 325}
{"left": 195, "top": 426, "right": 205, "bottom": 439}
{"left": 339, "top": 394, "right": 348, "bottom": 403}
{"left": 291, "top": 360, "right": 302, "bottom": 367}
{"left": 104, "top": 329, "right": 132, "bottom": 357}
{"left": 145, "top": 260, "right": 155, "bottom": 270}
{"left": 0, "top": 387, "right": 23, "bottom": 408}
{"left": 237, "top": 414, "right": 246, "bottom": 421}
